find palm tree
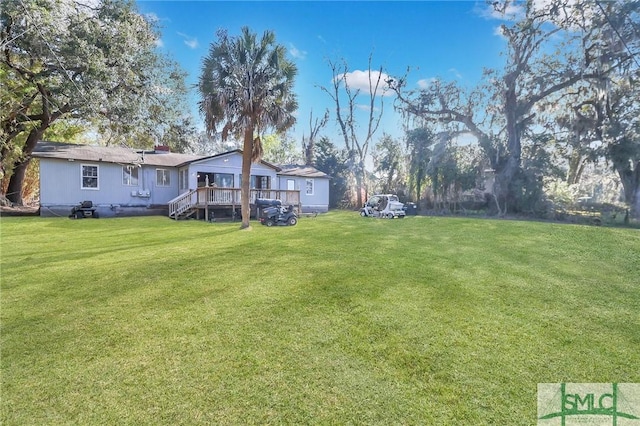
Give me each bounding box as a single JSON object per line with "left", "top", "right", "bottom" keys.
{"left": 198, "top": 27, "right": 298, "bottom": 229}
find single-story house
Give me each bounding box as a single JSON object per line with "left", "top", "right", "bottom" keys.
{"left": 32, "top": 141, "right": 330, "bottom": 218}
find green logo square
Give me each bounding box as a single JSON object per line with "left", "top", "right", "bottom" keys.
{"left": 538, "top": 383, "right": 640, "bottom": 425}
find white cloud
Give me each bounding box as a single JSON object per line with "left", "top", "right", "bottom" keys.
{"left": 355, "top": 104, "right": 382, "bottom": 113}
{"left": 475, "top": 0, "right": 524, "bottom": 21}
{"left": 317, "top": 35, "right": 327, "bottom": 44}
{"left": 476, "top": 1, "right": 524, "bottom": 21}
{"left": 479, "top": 0, "right": 594, "bottom": 28}
{"left": 417, "top": 78, "right": 437, "bottom": 89}
{"left": 177, "top": 32, "right": 198, "bottom": 49}
{"left": 449, "top": 68, "right": 463, "bottom": 79}
{"left": 498, "top": 2, "right": 523, "bottom": 19}
{"left": 493, "top": 25, "right": 506, "bottom": 38}
{"left": 154, "top": 38, "right": 164, "bottom": 48}
{"left": 144, "top": 11, "right": 170, "bottom": 24}
{"left": 289, "top": 43, "right": 307, "bottom": 60}
{"left": 336, "top": 69, "right": 393, "bottom": 97}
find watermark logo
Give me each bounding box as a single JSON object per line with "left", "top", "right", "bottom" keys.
{"left": 538, "top": 383, "right": 640, "bottom": 425}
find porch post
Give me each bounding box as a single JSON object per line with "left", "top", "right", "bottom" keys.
{"left": 232, "top": 189, "right": 236, "bottom": 221}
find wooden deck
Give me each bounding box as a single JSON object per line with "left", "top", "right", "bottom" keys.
{"left": 168, "top": 187, "right": 301, "bottom": 219}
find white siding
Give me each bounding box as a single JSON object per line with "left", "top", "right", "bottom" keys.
{"left": 39, "top": 159, "right": 179, "bottom": 207}
{"left": 277, "top": 176, "right": 330, "bottom": 212}
{"left": 148, "top": 166, "right": 180, "bottom": 204}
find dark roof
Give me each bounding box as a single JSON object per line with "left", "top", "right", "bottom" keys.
{"left": 277, "top": 164, "right": 331, "bottom": 179}
{"left": 32, "top": 142, "right": 329, "bottom": 178}
{"left": 32, "top": 141, "right": 201, "bottom": 167}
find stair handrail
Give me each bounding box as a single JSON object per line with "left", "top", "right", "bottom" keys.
{"left": 168, "top": 189, "right": 197, "bottom": 218}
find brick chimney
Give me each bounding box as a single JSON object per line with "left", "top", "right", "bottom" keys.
{"left": 154, "top": 145, "right": 171, "bottom": 153}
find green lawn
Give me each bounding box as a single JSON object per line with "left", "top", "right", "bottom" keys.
{"left": 1, "top": 211, "right": 638, "bottom": 425}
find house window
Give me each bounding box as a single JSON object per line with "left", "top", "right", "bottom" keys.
{"left": 198, "top": 172, "right": 234, "bottom": 187}
{"left": 239, "top": 175, "right": 271, "bottom": 189}
{"left": 179, "top": 169, "right": 188, "bottom": 190}
{"left": 156, "top": 169, "right": 170, "bottom": 187}
{"left": 123, "top": 165, "right": 138, "bottom": 186}
{"left": 213, "top": 173, "right": 234, "bottom": 188}
{"left": 306, "top": 178, "right": 314, "bottom": 195}
{"left": 252, "top": 175, "right": 270, "bottom": 189}
{"left": 81, "top": 164, "right": 99, "bottom": 189}
{"left": 287, "top": 179, "right": 295, "bottom": 191}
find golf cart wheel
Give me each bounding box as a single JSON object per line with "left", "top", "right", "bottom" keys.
{"left": 93, "top": 211, "right": 99, "bottom": 218}
{"left": 265, "top": 219, "right": 275, "bottom": 227}
{"left": 288, "top": 217, "right": 298, "bottom": 226}
{"left": 75, "top": 211, "right": 84, "bottom": 219}
{"left": 360, "top": 210, "right": 367, "bottom": 217}
{"left": 387, "top": 213, "right": 395, "bottom": 219}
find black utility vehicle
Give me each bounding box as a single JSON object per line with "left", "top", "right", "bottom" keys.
{"left": 257, "top": 199, "right": 297, "bottom": 226}
{"left": 69, "top": 200, "right": 99, "bottom": 219}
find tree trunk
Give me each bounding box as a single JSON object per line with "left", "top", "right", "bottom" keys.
{"left": 356, "top": 159, "right": 366, "bottom": 208}
{"left": 616, "top": 160, "right": 640, "bottom": 219}
{"left": 240, "top": 128, "right": 253, "bottom": 229}
{"left": 305, "top": 139, "right": 314, "bottom": 166}
{"left": 567, "top": 152, "right": 581, "bottom": 185}
{"left": 495, "top": 83, "right": 522, "bottom": 214}
{"left": 6, "top": 159, "right": 30, "bottom": 205}
{"left": 574, "top": 161, "right": 586, "bottom": 186}
{"left": 5, "top": 127, "right": 45, "bottom": 205}
{"left": 494, "top": 155, "right": 521, "bottom": 215}
{"left": 354, "top": 172, "right": 363, "bottom": 208}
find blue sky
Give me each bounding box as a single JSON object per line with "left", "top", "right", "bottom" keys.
{"left": 137, "top": 1, "right": 508, "bottom": 147}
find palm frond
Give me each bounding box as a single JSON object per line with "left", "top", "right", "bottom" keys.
{"left": 197, "top": 26, "right": 298, "bottom": 158}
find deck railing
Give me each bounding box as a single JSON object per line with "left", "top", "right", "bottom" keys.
{"left": 168, "top": 187, "right": 301, "bottom": 218}
{"left": 196, "top": 187, "right": 300, "bottom": 207}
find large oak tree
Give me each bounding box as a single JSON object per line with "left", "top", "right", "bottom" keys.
{"left": 1, "top": 0, "right": 188, "bottom": 205}
{"left": 390, "top": 0, "right": 639, "bottom": 214}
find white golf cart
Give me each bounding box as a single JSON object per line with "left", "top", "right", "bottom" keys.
{"left": 360, "top": 194, "right": 406, "bottom": 219}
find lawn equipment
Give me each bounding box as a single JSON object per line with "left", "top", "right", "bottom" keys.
{"left": 69, "top": 200, "right": 99, "bottom": 219}
{"left": 360, "top": 194, "right": 406, "bottom": 219}
{"left": 260, "top": 204, "right": 298, "bottom": 226}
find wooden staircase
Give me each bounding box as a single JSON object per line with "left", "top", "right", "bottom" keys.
{"left": 168, "top": 190, "right": 197, "bottom": 219}
{"left": 175, "top": 208, "right": 196, "bottom": 220}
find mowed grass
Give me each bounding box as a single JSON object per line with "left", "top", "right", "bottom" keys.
{"left": 1, "top": 211, "right": 638, "bottom": 425}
